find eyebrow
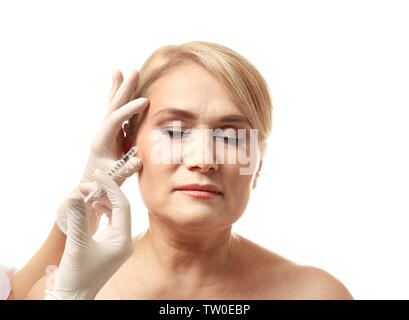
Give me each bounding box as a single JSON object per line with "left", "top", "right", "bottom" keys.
{"left": 153, "top": 107, "right": 251, "bottom": 126}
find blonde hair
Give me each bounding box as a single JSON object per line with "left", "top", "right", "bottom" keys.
{"left": 128, "top": 41, "right": 273, "bottom": 158}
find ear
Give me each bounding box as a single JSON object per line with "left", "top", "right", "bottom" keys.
{"left": 252, "top": 158, "right": 263, "bottom": 189}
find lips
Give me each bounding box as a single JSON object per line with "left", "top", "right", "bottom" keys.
{"left": 175, "top": 184, "right": 222, "bottom": 195}
{"left": 175, "top": 184, "right": 223, "bottom": 199}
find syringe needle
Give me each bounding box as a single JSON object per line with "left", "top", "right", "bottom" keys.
{"left": 83, "top": 145, "right": 138, "bottom": 203}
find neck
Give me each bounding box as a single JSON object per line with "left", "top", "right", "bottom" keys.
{"left": 135, "top": 211, "right": 242, "bottom": 289}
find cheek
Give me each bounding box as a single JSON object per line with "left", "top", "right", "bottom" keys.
{"left": 215, "top": 142, "right": 259, "bottom": 175}
{"left": 230, "top": 174, "right": 253, "bottom": 197}
{"left": 135, "top": 129, "right": 152, "bottom": 164}
{"left": 222, "top": 166, "right": 254, "bottom": 202}
{"left": 136, "top": 140, "right": 172, "bottom": 187}
{"left": 136, "top": 128, "right": 175, "bottom": 165}
{"left": 137, "top": 158, "right": 170, "bottom": 208}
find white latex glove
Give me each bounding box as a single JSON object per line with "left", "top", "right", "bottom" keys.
{"left": 56, "top": 70, "right": 149, "bottom": 235}
{"left": 45, "top": 169, "right": 134, "bottom": 300}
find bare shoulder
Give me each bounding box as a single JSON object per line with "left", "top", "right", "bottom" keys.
{"left": 236, "top": 234, "right": 353, "bottom": 300}
{"left": 269, "top": 264, "right": 354, "bottom": 300}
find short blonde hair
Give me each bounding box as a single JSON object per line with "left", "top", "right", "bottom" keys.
{"left": 128, "top": 41, "right": 273, "bottom": 158}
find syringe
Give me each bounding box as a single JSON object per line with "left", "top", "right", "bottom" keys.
{"left": 83, "top": 145, "right": 138, "bottom": 203}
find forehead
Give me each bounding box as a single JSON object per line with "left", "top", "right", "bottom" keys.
{"left": 144, "top": 61, "right": 244, "bottom": 118}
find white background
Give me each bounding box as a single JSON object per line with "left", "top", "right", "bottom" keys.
{"left": 0, "top": 0, "right": 408, "bottom": 299}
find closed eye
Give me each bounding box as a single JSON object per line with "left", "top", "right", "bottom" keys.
{"left": 214, "top": 135, "right": 242, "bottom": 144}
{"left": 161, "top": 129, "right": 191, "bottom": 138}
{"left": 161, "top": 129, "right": 246, "bottom": 145}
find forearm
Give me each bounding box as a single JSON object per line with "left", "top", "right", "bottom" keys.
{"left": 8, "top": 222, "right": 66, "bottom": 300}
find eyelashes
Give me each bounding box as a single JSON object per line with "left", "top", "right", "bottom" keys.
{"left": 159, "top": 129, "right": 246, "bottom": 145}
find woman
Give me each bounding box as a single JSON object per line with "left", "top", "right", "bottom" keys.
{"left": 5, "top": 41, "right": 353, "bottom": 300}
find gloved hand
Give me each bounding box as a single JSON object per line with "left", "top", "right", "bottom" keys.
{"left": 56, "top": 70, "right": 149, "bottom": 235}
{"left": 45, "top": 169, "right": 134, "bottom": 300}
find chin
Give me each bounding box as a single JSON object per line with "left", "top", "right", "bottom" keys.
{"left": 161, "top": 205, "right": 224, "bottom": 230}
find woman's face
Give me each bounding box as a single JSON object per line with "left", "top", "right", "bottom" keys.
{"left": 134, "top": 61, "right": 262, "bottom": 231}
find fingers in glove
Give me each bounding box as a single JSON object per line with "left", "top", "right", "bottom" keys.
{"left": 92, "top": 200, "right": 112, "bottom": 220}
{"left": 109, "top": 69, "right": 140, "bottom": 111}
{"left": 66, "top": 197, "right": 92, "bottom": 243}
{"left": 77, "top": 182, "right": 113, "bottom": 234}
{"left": 56, "top": 185, "right": 98, "bottom": 235}
{"left": 77, "top": 181, "right": 99, "bottom": 198}
{"left": 95, "top": 97, "right": 149, "bottom": 151}
{"left": 107, "top": 70, "right": 124, "bottom": 107}
{"left": 113, "top": 156, "right": 143, "bottom": 180}
{"left": 77, "top": 181, "right": 112, "bottom": 210}
{"left": 93, "top": 169, "right": 131, "bottom": 237}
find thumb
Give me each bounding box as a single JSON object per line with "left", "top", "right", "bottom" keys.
{"left": 93, "top": 169, "right": 131, "bottom": 236}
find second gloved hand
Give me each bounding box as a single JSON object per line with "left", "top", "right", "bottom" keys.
{"left": 46, "top": 169, "right": 134, "bottom": 300}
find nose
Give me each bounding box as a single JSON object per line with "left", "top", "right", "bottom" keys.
{"left": 189, "top": 162, "right": 218, "bottom": 173}
{"left": 183, "top": 128, "right": 219, "bottom": 173}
